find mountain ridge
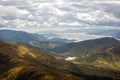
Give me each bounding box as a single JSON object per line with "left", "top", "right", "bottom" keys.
{"left": 0, "top": 29, "right": 46, "bottom": 43}
{"left": 50, "top": 37, "right": 120, "bottom": 56}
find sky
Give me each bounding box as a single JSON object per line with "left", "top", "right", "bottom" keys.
{"left": 0, "top": 0, "right": 120, "bottom": 40}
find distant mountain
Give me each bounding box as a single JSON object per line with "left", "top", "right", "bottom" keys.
{"left": 88, "top": 29, "right": 120, "bottom": 39}
{"left": 50, "top": 37, "right": 120, "bottom": 70}
{"left": 0, "top": 41, "right": 120, "bottom": 80}
{"left": 0, "top": 30, "right": 74, "bottom": 50}
{"left": 28, "top": 38, "right": 75, "bottom": 50}
{"left": 0, "top": 30, "right": 46, "bottom": 43}
{"left": 50, "top": 37, "right": 120, "bottom": 56}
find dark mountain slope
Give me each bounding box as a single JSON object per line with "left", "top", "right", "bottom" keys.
{"left": 51, "top": 37, "right": 120, "bottom": 56}
{"left": 50, "top": 37, "right": 120, "bottom": 70}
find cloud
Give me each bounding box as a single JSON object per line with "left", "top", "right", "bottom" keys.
{"left": 0, "top": 5, "right": 29, "bottom": 18}
{"left": 101, "top": 3, "right": 120, "bottom": 19}
{"left": 0, "top": 0, "right": 120, "bottom": 33}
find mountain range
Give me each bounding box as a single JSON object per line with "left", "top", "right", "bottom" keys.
{"left": 0, "top": 30, "right": 47, "bottom": 43}
{"left": 0, "top": 41, "right": 120, "bottom": 80}
{"left": 0, "top": 30, "right": 74, "bottom": 50}
{"left": 49, "top": 37, "right": 120, "bottom": 70}
{"left": 50, "top": 37, "right": 120, "bottom": 56}
{"left": 88, "top": 29, "right": 120, "bottom": 39}
{"left": 0, "top": 29, "right": 120, "bottom": 80}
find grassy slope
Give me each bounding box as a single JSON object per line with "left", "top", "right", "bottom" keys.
{"left": 0, "top": 41, "right": 120, "bottom": 80}
{"left": 0, "top": 41, "right": 82, "bottom": 80}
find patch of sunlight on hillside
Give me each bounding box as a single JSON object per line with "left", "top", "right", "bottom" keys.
{"left": 17, "top": 46, "right": 37, "bottom": 58}
{"left": 114, "top": 62, "right": 120, "bottom": 69}
{"left": 94, "top": 59, "right": 120, "bottom": 70}
{"left": 5, "top": 67, "right": 23, "bottom": 80}
{"left": 41, "top": 75, "right": 55, "bottom": 80}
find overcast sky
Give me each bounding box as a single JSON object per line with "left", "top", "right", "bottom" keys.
{"left": 0, "top": 0, "right": 120, "bottom": 33}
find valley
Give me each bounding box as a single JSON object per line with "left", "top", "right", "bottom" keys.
{"left": 0, "top": 30, "right": 120, "bottom": 80}
{"left": 1, "top": 0, "right": 120, "bottom": 80}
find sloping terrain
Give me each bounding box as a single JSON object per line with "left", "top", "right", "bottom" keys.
{"left": 0, "top": 41, "right": 120, "bottom": 80}
{"left": 75, "top": 44, "right": 120, "bottom": 69}
{"left": 50, "top": 37, "right": 120, "bottom": 74}
{"left": 0, "top": 41, "right": 81, "bottom": 80}
{"left": 50, "top": 37, "right": 120, "bottom": 56}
